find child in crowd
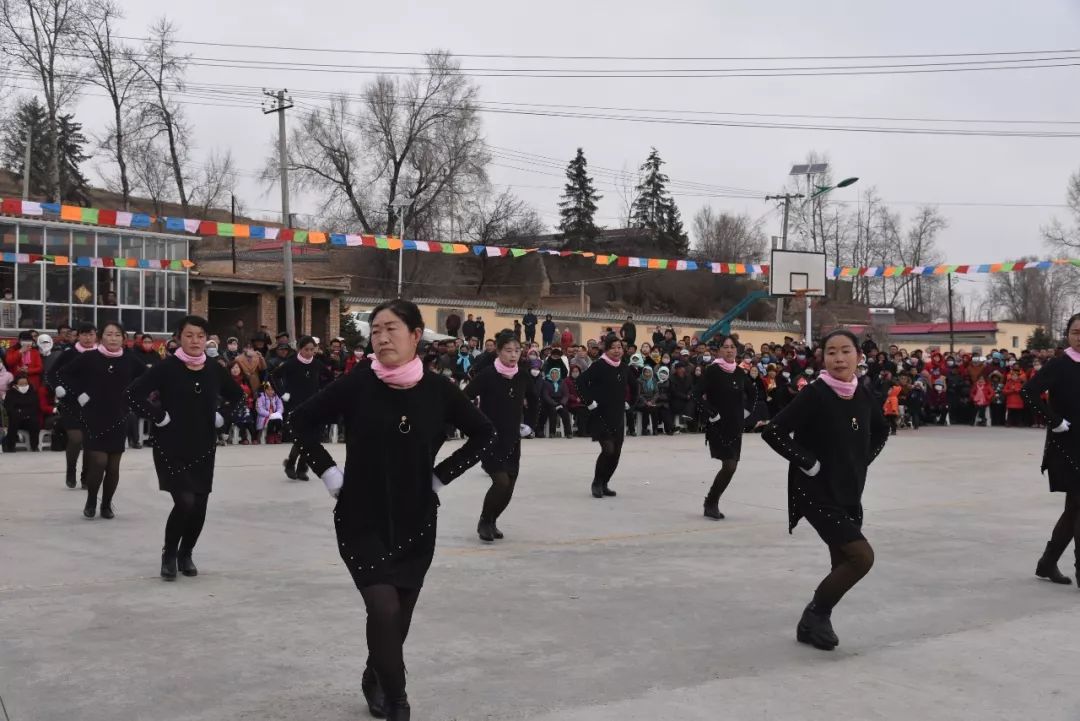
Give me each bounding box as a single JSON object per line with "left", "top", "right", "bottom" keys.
{"left": 256, "top": 382, "right": 285, "bottom": 443}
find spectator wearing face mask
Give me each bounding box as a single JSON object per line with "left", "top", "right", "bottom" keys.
{"left": 971, "top": 376, "right": 992, "bottom": 427}
{"left": 236, "top": 341, "right": 267, "bottom": 391}
{"left": 3, "top": 372, "right": 40, "bottom": 451}
{"left": 538, "top": 366, "right": 573, "bottom": 439}
{"left": 566, "top": 364, "right": 587, "bottom": 436}
{"left": 223, "top": 337, "right": 241, "bottom": 365}
{"left": 6, "top": 331, "right": 43, "bottom": 391}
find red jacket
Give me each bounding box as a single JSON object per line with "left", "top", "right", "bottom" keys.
{"left": 970, "top": 380, "right": 992, "bottom": 407}
{"left": 1003, "top": 378, "right": 1026, "bottom": 410}
{"left": 5, "top": 346, "right": 43, "bottom": 389}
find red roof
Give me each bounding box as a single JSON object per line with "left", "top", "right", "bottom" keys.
{"left": 848, "top": 321, "right": 998, "bottom": 335}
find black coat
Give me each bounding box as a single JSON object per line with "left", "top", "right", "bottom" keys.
{"left": 290, "top": 368, "right": 495, "bottom": 589}
{"left": 127, "top": 356, "right": 243, "bottom": 494}
{"left": 465, "top": 365, "right": 536, "bottom": 475}
{"left": 3, "top": 386, "right": 38, "bottom": 424}
{"left": 59, "top": 350, "right": 144, "bottom": 453}
{"left": 1021, "top": 356, "right": 1080, "bottom": 493}
{"left": 47, "top": 345, "right": 94, "bottom": 430}
{"left": 762, "top": 379, "right": 889, "bottom": 532}
{"left": 697, "top": 364, "right": 757, "bottom": 460}
{"left": 576, "top": 357, "right": 636, "bottom": 441}
{"left": 271, "top": 355, "right": 329, "bottom": 409}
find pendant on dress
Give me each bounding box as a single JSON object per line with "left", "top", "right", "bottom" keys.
{"left": 851, "top": 417, "right": 859, "bottom": 431}
{"left": 107, "top": 363, "right": 115, "bottom": 374}
{"left": 194, "top": 381, "right": 203, "bottom": 394}
{"left": 398, "top": 415, "right": 411, "bottom": 434}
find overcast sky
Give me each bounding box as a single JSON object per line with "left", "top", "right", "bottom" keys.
{"left": 56, "top": 0, "right": 1080, "bottom": 302}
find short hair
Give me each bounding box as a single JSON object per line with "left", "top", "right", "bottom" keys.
{"left": 297, "top": 335, "right": 316, "bottom": 349}
{"left": 100, "top": 320, "right": 125, "bottom": 336}
{"left": 175, "top": 315, "right": 209, "bottom": 336}
{"left": 370, "top": 298, "right": 425, "bottom": 333}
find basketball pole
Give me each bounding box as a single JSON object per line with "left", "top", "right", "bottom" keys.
{"left": 805, "top": 294, "right": 812, "bottom": 345}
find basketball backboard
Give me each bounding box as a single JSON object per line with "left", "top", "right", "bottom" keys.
{"left": 770, "top": 249, "right": 826, "bottom": 297}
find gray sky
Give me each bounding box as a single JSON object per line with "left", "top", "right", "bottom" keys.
{"left": 63, "top": 0, "right": 1080, "bottom": 297}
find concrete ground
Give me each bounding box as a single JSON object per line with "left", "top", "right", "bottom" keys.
{"left": 1, "top": 426, "right": 1078, "bottom": 721}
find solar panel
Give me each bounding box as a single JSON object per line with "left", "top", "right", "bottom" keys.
{"left": 789, "top": 164, "right": 811, "bottom": 175}
{"left": 808, "top": 163, "right": 830, "bottom": 174}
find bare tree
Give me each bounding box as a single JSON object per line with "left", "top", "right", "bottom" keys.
{"left": 983, "top": 256, "right": 1080, "bottom": 330}
{"left": 131, "top": 17, "right": 191, "bottom": 211}
{"left": 76, "top": 0, "right": 141, "bottom": 208}
{"left": 126, "top": 136, "right": 173, "bottom": 216}
{"left": 461, "top": 188, "right": 544, "bottom": 244}
{"left": 278, "top": 52, "right": 489, "bottom": 238}
{"left": 1042, "top": 169, "right": 1080, "bottom": 254}
{"left": 613, "top": 162, "right": 638, "bottom": 228}
{"left": 691, "top": 206, "right": 767, "bottom": 262}
{"left": 188, "top": 149, "right": 238, "bottom": 219}
{"left": 0, "top": 0, "right": 83, "bottom": 200}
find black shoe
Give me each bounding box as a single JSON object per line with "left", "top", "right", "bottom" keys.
{"left": 641, "top": 429, "right": 651, "bottom": 436}
{"left": 65, "top": 471, "right": 76, "bottom": 489}
{"left": 385, "top": 695, "right": 410, "bottom": 721}
{"left": 627, "top": 430, "right": 637, "bottom": 437}
{"left": 796, "top": 604, "right": 838, "bottom": 650}
{"left": 493, "top": 524, "right": 504, "bottom": 540}
{"left": 83, "top": 497, "right": 96, "bottom": 518}
{"left": 591, "top": 481, "right": 604, "bottom": 499}
{"left": 477, "top": 518, "right": 495, "bottom": 543}
{"left": 282, "top": 458, "right": 297, "bottom": 480}
{"left": 131, "top": 442, "right": 143, "bottom": 450}
{"left": 602, "top": 485, "right": 616, "bottom": 497}
{"left": 296, "top": 468, "right": 310, "bottom": 481}
{"left": 100, "top": 501, "right": 115, "bottom": 520}
{"left": 161, "top": 548, "right": 178, "bottom": 581}
{"left": 1036, "top": 545, "right": 1072, "bottom": 585}
{"left": 177, "top": 549, "right": 198, "bottom": 577}
{"left": 361, "top": 667, "right": 386, "bottom": 719}
{"left": 703, "top": 499, "right": 724, "bottom": 520}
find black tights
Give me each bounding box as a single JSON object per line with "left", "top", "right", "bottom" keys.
{"left": 360, "top": 584, "right": 422, "bottom": 701}
{"left": 65, "top": 428, "right": 84, "bottom": 479}
{"left": 812, "top": 540, "right": 875, "bottom": 613}
{"left": 706, "top": 460, "right": 738, "bottom": 504}
{"left": 164, "top": 491, "right": 209, "bottom": 553}
{"left": 1045, "top": 492, "right": 1080, "bottom": 569}
{"left": 85, "top": 450, "right": 123, "bottom": 508}
{"left": 593, "top": 437, "right": 624, "bottom": 487}
{"left": 481, "top": 471, "right": 518, "bottom": 522}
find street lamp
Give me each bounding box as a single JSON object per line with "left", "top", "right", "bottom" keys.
{"left": 391, "top": 197, "right": 412, "bottom": 298}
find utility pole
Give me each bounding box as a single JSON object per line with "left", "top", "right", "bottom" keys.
{"left": 263, "top": 89, "right": 295, "bottom": 345}
{"left": 947, "top": 272, "right": 956, "bottom": 353}
{"left": 579, "top": 281, "right": 586, "bottom": 312}
{"left": 21, "top": 131, "right": 32, "bottom": 200}
{"left": 230, "top": 193, "right": 237, "bottom": 275}
{"left": 765, "top": 193, "right": 804, "bottom": 324}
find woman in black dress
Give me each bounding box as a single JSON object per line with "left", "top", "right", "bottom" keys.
{"left": 1021, "top": 313, "right": 1080, "bottom": 588}
{"left": 762, "top": 330, "right": 889, "bottom": 651}
{"left": 697, "top": 335, "right": 758, "bottom": 520}
{"left": 465, "top": 329, "right": 537, "bottom": 542}
{"left": 577, "top": 334, "right": 636, "bottom": 499}
{"left": 126, "top": 315, "right": 243, "bottom": 581}
{"left": 58, "top": 321, "right": 144, "bottom": 519}
{"left": 272, "top": 335, "right": 328, "bottom": 481}
{"left": 289, "top": 299, "right": 494, "bottom": 721}
{"left": 48, "top": 322, "right": 98, "bottom": 489}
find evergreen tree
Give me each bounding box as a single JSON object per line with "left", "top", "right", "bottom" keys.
{"left": 631, "top": 147, "right": 689, "bottom": 256}
{"left": 558, "top": 147, "right": 602, "bottom": 249}
{"left": 1027, "top": 326, "right": 1056, "bottom": 350}
{"left": 2, "top": 97, "right": 91, "bottom": 203}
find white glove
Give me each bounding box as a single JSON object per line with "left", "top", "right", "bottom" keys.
{"left": 432, "top": 473, "right": 446, "bottom": 493}
{"left": 624, "top": 402, "right": 630, "bottom": 410}
{"left": 54, "top": 385, "right": 66, "bottom": 398}
{"left": 743, "top": 408, "right": 751, "bottom": 419}
{"left": 282, "top": 393, "right": 291, "bottom": 403}
{"left": 52, "top": 406, "right": 59, "bottom": 414}
{"left": 709, "top": 413, "right": 721, "bottom": 423}
{"left": 801, "top": 460, "right": 821, "bottom": 477}
{"left": 155, "top": 412, "right": 171, "bottom": 427}
{"left": 587, "top": 401, "right": 598, "bottom": 410}
{"left": 321, "top": 465, "right": 344, "bottom": 498}
{"left": 1053, "top": 419, "right": 1071, "bottom": 433}
{"left": 214, "top": 412, "right": 225, "bottom": 428}
{"left": 556, "top": 405, "right": 563, "bottom": 410}
{"left": 269, "top": 412, "right": 283, "bottom": 421}
{"left": 77, "top": 393, "right": 90, "bottom": 406}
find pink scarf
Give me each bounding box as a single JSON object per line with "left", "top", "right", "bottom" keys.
{"left": 372, "top": 355, "right": 424, "bottom": 389}
{"left": 75, "top": 343, "right": 96, "bottom": 353}
{"left": 601, "top": 353, "right": 621, "bottom": 368}
{"left": 712, "top": 357, "right": 737, "bottom": 373}
{"left": 296, "top": 352, "right": 313, "bottom": 365}
{"left": 98, "top": 345, "right": 124, "bottom": 358}
{"left": 1065, "top": 347, "right": 1080, "bottom": 363}
{"left": 819, "top": 371, "right": 859, "bottom": 398}
{"left": 175, "top": 347, "right": 207, "bottom": 366}
{"left": 494, "top": 358, "right": 518, "bottom": 378}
